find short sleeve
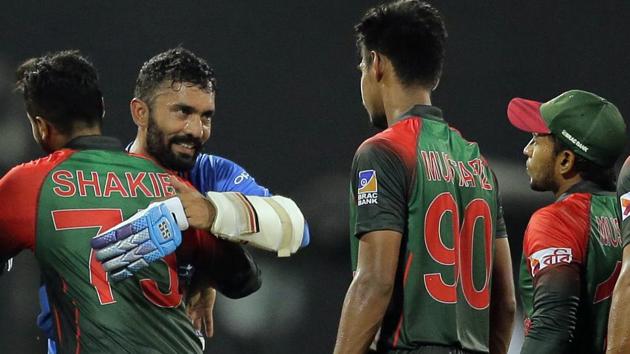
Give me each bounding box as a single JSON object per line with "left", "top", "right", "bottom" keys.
{"left": 0, "top": 165, "right": 46, "bottom": 257}
{"left": 190, "top": 154, "right": 270, "bottom": 196}
{"left": 522, "top": 197, "right": 590, "bottom": 278}
{"left": 350, "top": 141, "right": 409, "bottom": 238}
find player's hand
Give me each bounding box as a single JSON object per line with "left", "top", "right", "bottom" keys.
{"left": 169, "top": 176, "right": 217, "bottom": 231}
{"left": 186, "top": 286, "right": 216, "bottom": 338}
{"left": 90, "top": 198, "right": 189, "bottom": 281}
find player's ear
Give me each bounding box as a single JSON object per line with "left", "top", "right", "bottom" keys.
{"left": 130, "top": 98, "right": 150, "bottom": 127}
{"left": 558, "top": 149, "right": 576, "bottom": 175}
{"left": 371, "top": 51, "right": 385, "bottom": 82}
{"left": 33, "top": 116, "right": 50, "bottom": 141}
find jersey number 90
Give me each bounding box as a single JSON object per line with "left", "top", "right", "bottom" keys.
{"left": 423, "top": 192, "right": 492, "bottom": 310}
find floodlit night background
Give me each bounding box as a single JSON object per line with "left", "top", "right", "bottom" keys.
{"left": 1, "top": 1, "right": 630, "bottom": 353}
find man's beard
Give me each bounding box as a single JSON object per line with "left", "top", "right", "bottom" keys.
{"left": 146, "top": 116, "right": 203, "bottom": 171}
{"left": 529, "top": 170, "right": 557, "bottom": 193}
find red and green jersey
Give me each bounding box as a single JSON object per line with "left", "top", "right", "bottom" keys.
{"left": 349, "top": 105, "right": 506, "bottom": 353}
{"left": 617, "top": 156, "right": 630, "bottom": 245}
{"left": 0, "top": 139, "right": 213, "bottom": 353}
{"left": 519, "top": 182, "right": 622, "bottom": 354}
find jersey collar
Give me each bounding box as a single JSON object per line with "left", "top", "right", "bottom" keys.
{"left": 395, "top": 105, "right": 444, "bottom": 123}
{"left": 64, "top": 135, "right": 123, "bottom": 151}
{"left": 557, "top": 180, "right": 615, "bottom": 201}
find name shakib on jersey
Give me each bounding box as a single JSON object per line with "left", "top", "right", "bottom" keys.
{"left": 51, "top": 170, "right": 175, "bottom": 198}
{"left": 420, "top": 150, "right": 493, "bottom": 190}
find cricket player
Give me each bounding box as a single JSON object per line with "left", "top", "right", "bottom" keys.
{"left": 36, "top": 47, "right": 309, "bottom": 352}
{"left": 1, "top": 50, "right": 261, "bottom": 353}
{"left": 334, "top": 1, "right": 515, "bottom": 353}
{"left": 608, "top": 157, "right": 630, "bottom": 353}
{"left": 507, "top": 90, "right": 626, "bottom": 353}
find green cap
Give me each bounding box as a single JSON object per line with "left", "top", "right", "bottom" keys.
{"left": 507, "top": 89, "right": 627, "bottom": 167}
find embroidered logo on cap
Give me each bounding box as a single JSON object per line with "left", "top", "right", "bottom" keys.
{"left": 358, "top": 170, "right": 378, "bottom": 206}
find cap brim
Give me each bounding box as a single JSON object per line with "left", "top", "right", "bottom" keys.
{"left": 507, "top": 98, "right": 551, "bottom": 134}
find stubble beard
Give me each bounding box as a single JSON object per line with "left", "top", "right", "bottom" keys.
{"left": 529, "top": 169, "right": 557, "bottom": 193}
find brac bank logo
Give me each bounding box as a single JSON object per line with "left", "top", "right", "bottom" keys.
{"left": 358, "top": 170, "right": 378, "bottom": 206}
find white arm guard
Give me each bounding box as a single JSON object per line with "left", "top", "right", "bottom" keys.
{"left": 205, "top": 192, "right": 304, "bottom": 257}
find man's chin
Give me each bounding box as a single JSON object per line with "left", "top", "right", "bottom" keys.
{"left": 171, "top": 151, "right": 198, "bottom": 169}
{"left": 529, "top": 180, "right": 553, "bottom": 193}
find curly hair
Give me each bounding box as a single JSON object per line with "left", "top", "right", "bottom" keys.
{"left": 134, "top": 47, "right": 217, "bottom": 104}
{"left": 355, "top": 0, "right": 447, "bottom": 88}
{"left": 15, "top": 50, "right": 103, "bottom": 134}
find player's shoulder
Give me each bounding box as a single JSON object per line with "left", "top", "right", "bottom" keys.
{"left": 532, "top": 193, "right": 590, "bottom": 222}
{"left": 356, "top": 119, "right": 421, "bottom": 165}
{"left": 525, "top": 194, "right": 591, "bottom": 267}
{"left": 194, "top": 153, "right": 242, "bottom": 171}
{"left": 6, "top": 149, "right": 74, "bottom": 177}
{"left": 0, "top": 149, "right": 76, "bottom": 189}
{"left": 527, "top": 193, "right": 591, "bottom": 243}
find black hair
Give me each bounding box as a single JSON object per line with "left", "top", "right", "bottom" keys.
{"left": 15, "top": 50, "right": 103, "bottom": 134}
{"left": 355, "top": 0, "right": 447, "bottom": 88}
{"left": 134, "top": 47, "right": 217, "bottom": 104}
{"left": 553, "top": 135, "right": 616, "bottom": 190}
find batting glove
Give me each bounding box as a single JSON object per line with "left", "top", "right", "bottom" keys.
{"left": 91, "top": 197, "right": 189, "bottom": 281}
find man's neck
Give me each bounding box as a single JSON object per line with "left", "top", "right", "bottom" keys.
{"left": 129, "top": 132, "right": 147, "bottom": 155}
{"left": 383, "top": 84, "right": 432, "bottom": 127}
{"left": 53, "top": 126, "right": 102, "bottom": 150}
{"left": 553, "top": 175, "right": 583, "bottom": 199}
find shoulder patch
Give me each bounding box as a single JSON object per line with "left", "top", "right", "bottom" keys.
{"left": 529, "top": 247, "right": 573, "bottom": 276}
{"left": 358, "top": 170, "right": 378, "bottom": 206}
{"left": 620, "top": 191, "right": 630, "bottom": 221}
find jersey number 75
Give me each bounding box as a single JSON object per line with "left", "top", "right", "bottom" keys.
{"left": 52, "top": 208, "right": 182, "bottom": 308}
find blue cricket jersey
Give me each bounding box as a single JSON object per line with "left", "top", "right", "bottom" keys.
{"left": 183, "top": 154, "right": 270, "bottom": 197}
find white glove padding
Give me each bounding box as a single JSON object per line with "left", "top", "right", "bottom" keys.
{"left": 205, "top": 192, "right": 304, "bottom": 257}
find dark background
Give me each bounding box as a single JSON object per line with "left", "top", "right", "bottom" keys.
{"left": 1, "top": 1, "right": 629, "bottom": 353}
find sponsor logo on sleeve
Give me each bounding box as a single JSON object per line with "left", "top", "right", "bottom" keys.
{"left": 357, "top": 170, "right": 378, "bottom": 206}
{"left": 528, "top": 247, "right": 572, "bottom": 276}
{"left": 620, "top": 192, "right": 630, "bottom": 221}
{"left": 234, "top": 172, "right": 250, "bottom": 185}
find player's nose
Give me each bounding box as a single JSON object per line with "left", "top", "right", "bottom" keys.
{"left": 523, "top": 139, "right": 533, "bottom": 157}
{"left": 183, "top": 115, "right": 205, "bottom": 139}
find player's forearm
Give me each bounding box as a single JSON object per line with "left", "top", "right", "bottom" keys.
{"left": 521, "top": 267, "right": 580, "bottom": 354}
{"left": 489, "top": 292, "right": 515, "bottom": 354}
{"left": 606, "top": 265, "right": 630, "bottom": 353}
{"left": 334, "top": 274, "right": 393, "bottom": 354}
{"left": 489, "top": 238, "right": 516, "bottom": 354}
{"left": 172, "top": 174, "right": 306, "bottom": 255}
{"left": 208, "top": 242, "right": 261, "bottom": 299}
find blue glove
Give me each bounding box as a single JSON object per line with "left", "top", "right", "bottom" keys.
{"left": 91, "top": 197, "right": 189, "bottom": 281}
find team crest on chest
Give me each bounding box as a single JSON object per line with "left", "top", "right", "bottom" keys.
{"left": 620, "top": 191, "right": 630, "bottom": 221}
{"left": 358, "top": 170, "right": 378, "bottom": 206}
